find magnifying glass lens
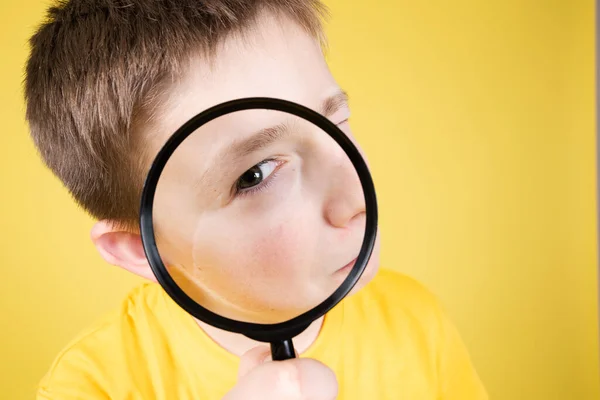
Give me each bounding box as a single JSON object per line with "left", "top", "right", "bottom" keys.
{"left": 151, "top": 108, "right": 366, "bottom": 325}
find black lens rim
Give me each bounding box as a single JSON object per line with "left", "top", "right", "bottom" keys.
{"left": 139, "top": 97, "right": 378, "bottom": 341}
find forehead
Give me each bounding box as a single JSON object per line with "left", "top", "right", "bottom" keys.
{"left": 150, "top": 13, "right": 338, "bottom": 148}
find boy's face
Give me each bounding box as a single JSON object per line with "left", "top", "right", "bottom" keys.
{"left": 140, "top": 14, "right": 380, "bottom": 324}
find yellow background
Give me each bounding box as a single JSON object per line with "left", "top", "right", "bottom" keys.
{"left": 0, "top": 0, "right": 598, "bottom": 399}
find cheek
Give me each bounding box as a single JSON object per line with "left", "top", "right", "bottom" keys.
{"left": 248, "top": 221, "right": 308, "bottom": 277}
{"left": 194, "top": 210, "right": 317, "bottom": 283}
{"left": 234, "top": 214, "right": 317, "bottom": 284}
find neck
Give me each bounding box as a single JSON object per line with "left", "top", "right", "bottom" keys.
{"left": 195, "top": 316, "right": 324, "bottom": 357}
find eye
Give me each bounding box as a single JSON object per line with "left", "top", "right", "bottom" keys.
{"left": 236, "top": 160, "right": 279, "bottom": 191}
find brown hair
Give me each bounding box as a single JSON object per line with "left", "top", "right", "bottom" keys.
{"left": 24, "top": 0, "right": 328, "bottom": 231}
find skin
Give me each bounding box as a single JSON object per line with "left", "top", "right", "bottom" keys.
{"left": 91, "top": 11, "right": 381, "bottom": 357}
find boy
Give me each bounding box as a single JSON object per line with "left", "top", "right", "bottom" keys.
{"left": 25, "top": 0, "right": 487, "bottom": 399}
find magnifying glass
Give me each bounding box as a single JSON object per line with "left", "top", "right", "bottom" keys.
{"left": 139, "top": 98, "right": 377, "bottom": 361}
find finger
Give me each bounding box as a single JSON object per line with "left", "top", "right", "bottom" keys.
{"left": 238, "top": 345, "right": 272, "bottom": 379}
{"left": 223, "top": 358, "right": 338, "bottom": 400}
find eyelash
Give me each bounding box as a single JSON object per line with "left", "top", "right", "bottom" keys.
{"left": 233, "top": 120, "right": 349, "bottom": 199}
{"left": 234, "top": 159, "right": 282, "bottom": 199}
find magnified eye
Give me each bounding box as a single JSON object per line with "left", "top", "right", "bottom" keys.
{"left": 236, "top": 160, "right": 279, "bottom": 190}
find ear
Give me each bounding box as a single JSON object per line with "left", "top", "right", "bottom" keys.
{"left": 91, "top": 220, "right": 157, "bottom": 282}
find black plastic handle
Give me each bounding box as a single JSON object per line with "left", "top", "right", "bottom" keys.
{"left": 270, "top": 339, "right": 296, "bottom": 361}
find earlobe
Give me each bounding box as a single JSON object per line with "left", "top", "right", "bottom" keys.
{"left": 91, "top": 220, "right": 157, "bottom": 282}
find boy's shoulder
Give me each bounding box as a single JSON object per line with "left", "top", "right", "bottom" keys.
{"left": 348, "top": 268, "right": 488, "bottom": 399}
{"left": 352, "top": 267, "right": 444, "bottom": 317}
{"left": 366, "top": 267, "right": 437, "bottom": 296}
{"left": 343, "top": 267, "right": 453, "bottom": 345}
{"left": 43, "top": 282, "right": 163, "bottom": 350}
{"left": 37, "top": 283, "right": 166, "bottom": 398}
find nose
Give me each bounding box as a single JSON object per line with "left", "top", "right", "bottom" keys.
{"left": 322, "top": 145, "right": 366, "bottom": 229}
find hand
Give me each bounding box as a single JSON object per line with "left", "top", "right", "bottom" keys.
{"left": 223, "top": 346, "right": 338, "bottom": 400}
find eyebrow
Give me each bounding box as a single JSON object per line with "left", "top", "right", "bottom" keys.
{"left": 197, "top": 90, "right": 349, "bottom": 193}
{"left": 226, "top": 90, "right": 349, "bottom": 159}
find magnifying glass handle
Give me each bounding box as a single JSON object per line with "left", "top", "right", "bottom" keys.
{"left": 270, "top": 339, "right": 296, "bottom": 361}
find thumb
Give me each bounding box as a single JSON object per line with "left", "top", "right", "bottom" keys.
{"left": 238, "top": 345, "right": 302, "bottom": 378}
{"left": 224, "top": 350, "right": 338, "bottom": 400}
{"left": 237, "top": 346, "right": 272, "bottom": 379}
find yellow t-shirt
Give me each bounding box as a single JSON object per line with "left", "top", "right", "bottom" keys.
{"left": 36, "top": 268, "right": 487, "bottom": 399}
